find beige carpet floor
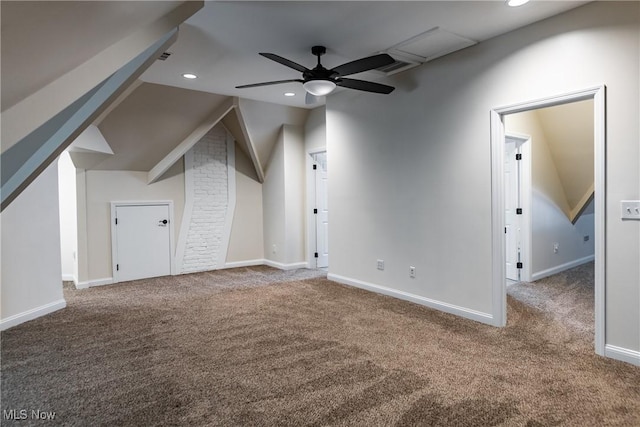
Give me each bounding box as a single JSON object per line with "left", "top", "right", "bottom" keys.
{"left": 1, "top": 265, "right": 639, "bottom": 426}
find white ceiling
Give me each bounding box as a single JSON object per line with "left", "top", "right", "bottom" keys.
{"left": 141, "top": 1, "right": 590, "bottom": 109}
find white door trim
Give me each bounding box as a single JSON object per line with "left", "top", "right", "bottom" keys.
{"left": 505, "top": 132, "right": 532, "bottom": 283}
{"left": 306, "top": 148, "right": 327, "bottom": 269}
{"left": 110, "top": 200, "right": 175, "bottom": 283}
{"left": 490, "top": 85, "right": 606, "bottom": 357}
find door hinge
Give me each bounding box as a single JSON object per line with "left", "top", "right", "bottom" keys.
{"left": 516, "top": 208, "right": 523, "bottom": 215}
{"left": 313, "top": 164, "right": 317, "bottom": 170}
{"left": 516, "top": 262, "right": 523, "bottom": 269}
{"left": 115, "top": 218, "right": 118, "bottom": 225}
{"left": 314, "top": 252, "right": 318, "bottom": 258}
{"left": 117, "top": 264, "right": 120, "bottom": 271}
{"left": 505, "top": 227, "right": 507, "bottom": 234}
{"left": 313, "top": 208, "right": 318, "bottom": 214}
{"left": 516, "top": 153, "right": 522, "bottom": 160}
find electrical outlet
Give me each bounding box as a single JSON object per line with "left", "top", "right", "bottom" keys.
{"left": 272, "top": 244, "right": 277, "bottom": 254}
{"left": 377, "top": 259, "right": 384, "bottom": 270}
{"left": 553, "top": 243, "right": 559, "bottom": 254}
{"left": 409, "top": 266, "right": 416, "bottom": 278}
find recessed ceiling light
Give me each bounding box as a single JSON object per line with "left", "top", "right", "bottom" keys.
{"left": 182, "top": 73, "right": 197, "bottom": 79}
{"left": 507, "top": 0, "right": 530, "bottom": 6}
{"left": 284, "top": 92, "right": 295, "bottom": 97}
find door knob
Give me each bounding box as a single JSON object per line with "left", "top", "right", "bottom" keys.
{"left": 159, "top": 219, "right": 168, "bottom": 225}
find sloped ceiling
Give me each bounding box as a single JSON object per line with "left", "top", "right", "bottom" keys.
{"left": 237, "top": 98, "right": 309, "bottom": 173}
{"left": 95, "top": 82, "right": 228, "bottom": 171}
{"left": 537, "top": 100, "right": 594, "bottom": 220}
{"left": 1, "top": 1, "right": 186, "bottom": 111}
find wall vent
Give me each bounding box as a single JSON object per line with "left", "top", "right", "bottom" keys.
{"left": 157, "top": 51, "right": 172, "bottom": 61}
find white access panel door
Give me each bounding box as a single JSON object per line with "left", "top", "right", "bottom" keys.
{"left": 114, "top": 204, "right": 171, "bottom": 282}
{"left": 504, "top": 139, "right": 521, "bottom": 281}
{"left": 314, "top": 152, "right": 329, "bottom": 268}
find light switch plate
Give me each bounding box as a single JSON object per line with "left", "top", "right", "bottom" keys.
{"left": 621, "top": 200, "right": 640, "bottom": 220}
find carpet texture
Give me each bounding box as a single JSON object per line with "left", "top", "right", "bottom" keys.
{"left": 2, "top": 265, "right": 639, "bottom": 426}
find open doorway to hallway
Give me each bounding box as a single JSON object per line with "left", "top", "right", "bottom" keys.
{"left": 491, "top": 86, "right": 605, "bottom": 356}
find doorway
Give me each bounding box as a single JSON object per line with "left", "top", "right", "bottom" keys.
{"left": 490, "top": 86, "right": 605, "bottom": 356}
{"left": 310, "top": 151, "right": 329, "bottom": 269}
{"left": 111, "top": 201, "right": 174, "bottom": 282}
{"left": 504, "top": 133, "right": 531, "bottom": 283}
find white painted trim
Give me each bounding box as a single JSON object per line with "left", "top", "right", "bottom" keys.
{"left": 328, "top": 274, "right": 495, "bottom": 326}
{"left": 490, "top": 85, "right": 606, "bottom": 356}
{"left": 264, "top": 260, "right": 309, "bottom": 271}
{"left": 235, "top": 98, "right": 265, "bottom": 183}
{"left": 490, "top": 109, "right": 507, "bottom": 327}
{"left": 0, "top": 299, "right": 66, "bottom": 331}
{"left": 175, "top": 150, "right": 194, "bottom": 274}
{"left": 110, "top": 200, "right": 175, "bottom": 283}
{"left": 62, "top": 274, "right": 77, "bottom": 282}
{"left": 75, "top": 277, "right": 114, "bottom": 289}
{"left": 305, "top": 148, "right": 327, "bottom": 270}
{"left": 505, "top": 132, "right": 532, "bottom": 283}
{"left": 223, "top": 259, "right": 265, "bottom": 269}
{"left": 218, "top": 132, "right": 236, "bottom": 269}
{"left": 531, "top": 255, "right": 595, "bottom": 282}
{"left": 147, "top": 97, "right": 235, "bottom": 184}
{"left": 604, "top": 345, "right": 640, "bottom": 366}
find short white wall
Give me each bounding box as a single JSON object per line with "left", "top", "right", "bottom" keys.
{"left": 1, "top": 162, "right": 65, "bottom": 329}
{"left": 262, "top": 125, "right": 307, "bottom": 267}
{"left": 531, "top": 194, "right": 595, "bottom": 280}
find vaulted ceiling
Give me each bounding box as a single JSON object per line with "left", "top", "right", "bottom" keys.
{"left": 140, "top": 1, "right": 590, "bottom": 109}
{"left": 2, "top": 1, "right": 593, "bottom": 179}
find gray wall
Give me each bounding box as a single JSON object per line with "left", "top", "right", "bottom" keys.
{"left": 326, "top": 2, "right": 639, "bottom": 353}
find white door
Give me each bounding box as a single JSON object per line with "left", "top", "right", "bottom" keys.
{"left": 504, "top": 139, "right": 522, "bottom": 281}
{"left": 114, "top": 204, "right": 171, "bottom": 282}
{"left": 314, "top": 152, "right": 329, "bottom": 268}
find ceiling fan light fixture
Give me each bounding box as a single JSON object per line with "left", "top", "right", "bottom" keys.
{"left": 303, "top": 79, "right": 336, "bottom": 96}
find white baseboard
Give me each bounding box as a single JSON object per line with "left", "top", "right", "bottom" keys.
{"left": 264, "top": 260, "right": 309, "bottom": 271}
{"left": 531, "top": 255, "right": 595, "bottom": 282}
{"left": 605, "top": 344, "right": 640, "bottom": 366}
{"left": 328, "top": 274, "right": 495, "bottom": 326}
{"left": 223, "top": 259, "right": 266, "bottom": 269}
{"left": 75, "top": 277, "right": 113, "bottom": 289}
{"left": 0, "top": 299, "right": 66, "bottom": 331}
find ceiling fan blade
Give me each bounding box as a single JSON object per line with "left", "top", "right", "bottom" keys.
{"left": 260, "top": 53, "right": 309, "bottom": 73}
{"left": 337, "top": 78, "right": 395, "bottom": 94}
{"left": 236, "top": 79, "right": 303, "bottom": 89}
{"left": 331, "top": 53, "right": 395, "bottom": 77}
{"left": 305, "top": 92, "right": 319, "bottom": 105}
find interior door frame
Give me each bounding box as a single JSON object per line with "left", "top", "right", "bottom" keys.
{"left": 306, "top": 149, "right": 327, "bottom": 269}
{"left": 505, "top": 132, "right": 532, "bottom": 283}
{"left": 110, "top": 200, "right": 175, "bottom": 283}
{"left": 490, "top": 85, "right": 605, "bottom": 356}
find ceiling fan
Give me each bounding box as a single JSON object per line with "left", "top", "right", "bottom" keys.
{"left": 236, "top": 46, "right": 396, "bottom": 104}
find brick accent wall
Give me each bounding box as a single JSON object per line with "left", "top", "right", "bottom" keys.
{"left": 181, "top": 125, "right": 228, "bottom": 273}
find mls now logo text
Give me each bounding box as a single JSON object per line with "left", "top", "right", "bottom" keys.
{"left": 3, "top": 409, "right": 56, "bottom": 421}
